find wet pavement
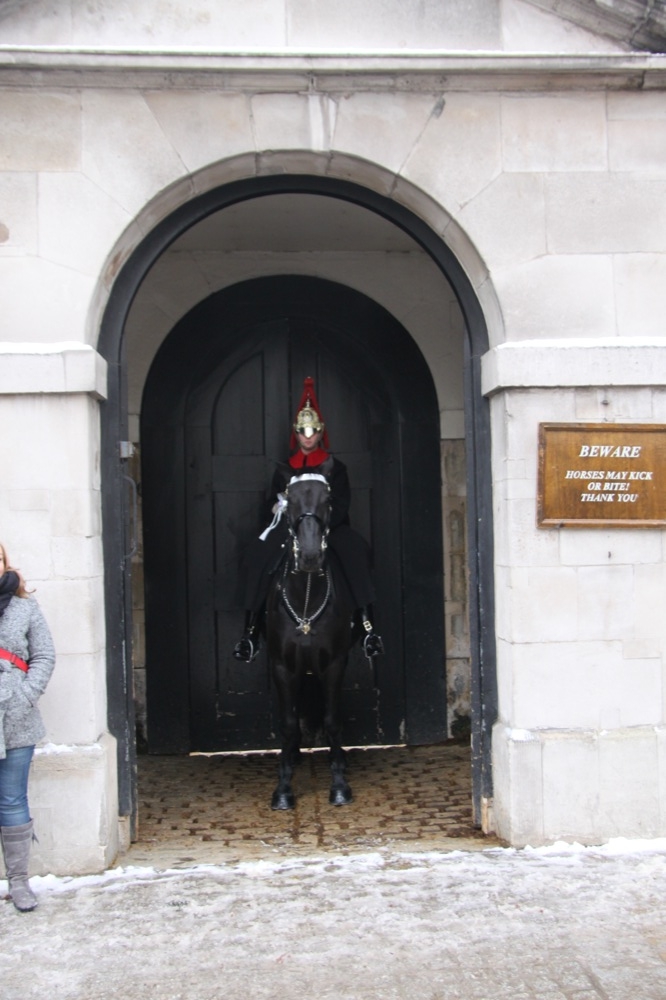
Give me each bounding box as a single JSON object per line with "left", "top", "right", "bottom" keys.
{"left": 4, "top": 743, "right": 666, "bottom": 999}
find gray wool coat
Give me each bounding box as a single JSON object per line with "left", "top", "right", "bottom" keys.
{"left": 0, "top": 595, "right": 56, "bottom": 758}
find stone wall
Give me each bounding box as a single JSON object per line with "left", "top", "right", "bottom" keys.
{"left": 0, "top": 0, "right": 628, "bottom": 53}
{"left": 0, "top": 347, "right": 119, "bottom": 872}
{"left": 484, "top": 342, "right": 666, "bottom": 844}
{"left": 1, "top": 4, "right": 666, "bottom": 863}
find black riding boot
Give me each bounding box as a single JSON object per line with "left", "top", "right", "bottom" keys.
{"left": 359, "top": 607, "right": 384, "bottom": 659}
{"left": 233, "top": 611, "right": 261, "bottom": 662}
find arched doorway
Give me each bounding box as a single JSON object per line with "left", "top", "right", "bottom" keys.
{"left": 98, "top": 173, "right": 496, "bottom": 833}
{"left": 141, "top": 276, "right": 445, "bottom": 753}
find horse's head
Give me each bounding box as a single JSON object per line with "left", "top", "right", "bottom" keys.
{"left": 284, "top": 464, "right": 332, "bottom": 573}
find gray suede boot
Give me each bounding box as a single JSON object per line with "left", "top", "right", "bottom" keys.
{"left": 1, "top": 820, "right": 37, "bottom": 912}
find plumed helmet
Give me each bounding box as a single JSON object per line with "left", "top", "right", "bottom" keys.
{"left": 294, "top": 404, "right": 323, "bottom": 438}
{"left": 290, "top": 376, "right": 329, "bottom": 449}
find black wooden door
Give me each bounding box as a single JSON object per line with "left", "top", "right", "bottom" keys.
{"left": 184, "top": 318, "right": 401, "bottom": 750}
{"left": 142, "top": 276, "right": 446, "bottom": 753}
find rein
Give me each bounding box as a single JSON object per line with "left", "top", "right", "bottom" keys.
{"left": 278, "top": 560, "right": 332, "bottom": 635}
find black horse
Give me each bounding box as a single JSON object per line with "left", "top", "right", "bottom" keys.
{"left": 265, "top": 459, "right": 354, "bottom": 810}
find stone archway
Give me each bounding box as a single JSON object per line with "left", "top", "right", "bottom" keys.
{"left": 97, "top": 170, "right": 496, "bottom": 833}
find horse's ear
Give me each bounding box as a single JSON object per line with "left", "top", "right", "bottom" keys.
{"left": 319, "top": 455, "right": 334, "bottom": 478}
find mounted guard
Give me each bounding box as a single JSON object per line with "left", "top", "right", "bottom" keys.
{"left": 233, "top": 376, "right": 384, "bottom": 663}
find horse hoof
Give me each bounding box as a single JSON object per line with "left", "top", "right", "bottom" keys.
{"left": 329, "top": 785, "right": 353, "bottom": 806}
{"left": 271, "top": 791, "right": 295, "bottom": 810}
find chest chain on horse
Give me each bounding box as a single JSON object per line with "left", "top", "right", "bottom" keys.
{"left": 278, "top": 561, "right": 332, "bottom": 635}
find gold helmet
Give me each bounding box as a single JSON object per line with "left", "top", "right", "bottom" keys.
{"left": 291, "top": 376, "right": 329, "bottom": 448}
{"left": 294, "top": 402, "right": 324, "bottom": 439}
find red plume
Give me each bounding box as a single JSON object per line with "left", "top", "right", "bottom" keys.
{"left": 289, "top": 376, "right": 330, "bottom": 451}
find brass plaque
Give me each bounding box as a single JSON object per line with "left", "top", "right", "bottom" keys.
{"left": 538, "top": 423, "right": 666, "bottom": 528}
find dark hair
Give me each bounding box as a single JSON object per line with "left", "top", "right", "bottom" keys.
{"left": 0, "top": 543, "right": 33, "bottom": 598}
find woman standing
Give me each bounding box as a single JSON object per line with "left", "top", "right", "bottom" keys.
{"left": 0, "top": 543, "right": 55, "bottom": 912}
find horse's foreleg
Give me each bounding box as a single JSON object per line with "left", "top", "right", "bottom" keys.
{"left": 329, "top": 751, "right": 352, "bottom": 806}
{"left": 272, "top": 758, "right": 296, "bottom": 811}
{"left": 271, "top": 663, "right": 301, "bottom": 810}
{"left": 322, "top": 657, "right": 352, "bottom": 806}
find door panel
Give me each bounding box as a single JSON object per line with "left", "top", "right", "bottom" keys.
{"left": 186, "top": 319, "right": 395, "bottom": 749}
{"left": 186, "top": 325, "right": 286, "bottom": 749}
{"left": 143, "top": 276, "right": 446, "bottom": 753}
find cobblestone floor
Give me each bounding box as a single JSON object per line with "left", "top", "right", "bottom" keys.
{"left": 125, "top": 741, "right": 501, "bottom": 868}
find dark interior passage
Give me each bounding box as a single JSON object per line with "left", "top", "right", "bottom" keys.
{"left": 141, "top": 276, "right": 447, "bottom": 755}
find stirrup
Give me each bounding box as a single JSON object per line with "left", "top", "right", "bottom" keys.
{"left": 361, "top": 618, "right": 384, "bottom": 659}
{"left": 233, "top": 633, "right": 259, "bottom": 662}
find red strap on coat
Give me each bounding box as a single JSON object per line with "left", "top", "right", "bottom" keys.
{"left": 0, "top": 647, "right": 28, "bottom": 672}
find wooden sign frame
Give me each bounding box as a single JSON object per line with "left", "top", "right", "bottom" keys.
{"left": 537, "top": 423, "right": 666, "bottom": 528}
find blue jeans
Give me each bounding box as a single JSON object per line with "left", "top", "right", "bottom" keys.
{"left": 0, "top": 745, "right": 34, "bottom": 827}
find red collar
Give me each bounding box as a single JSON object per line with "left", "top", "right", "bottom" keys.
{"left": 289, "top": 446, "right": 329, "bottom": 469}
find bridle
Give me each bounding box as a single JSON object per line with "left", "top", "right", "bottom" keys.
{"left": 280, "top": 473, "right": 332, "bottom": 634}
{"left": 285, "top": 474, "right": 331, "bottom": 572}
